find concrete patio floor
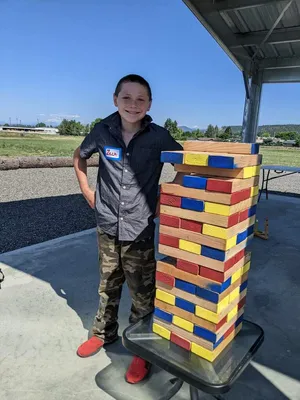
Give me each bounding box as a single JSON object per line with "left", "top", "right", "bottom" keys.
{"left": 1, "top": 194, "right": 300, "bottom": 400}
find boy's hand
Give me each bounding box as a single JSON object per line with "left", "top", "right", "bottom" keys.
{"left": 83, "top": 188, "right": 96, "bottom": 209}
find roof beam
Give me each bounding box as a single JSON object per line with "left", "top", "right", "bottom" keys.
{"left": 263, "top": 67, "right": 300, "bottom": 82}
{"left": 229, "top": 27, "right": 300, "bottom": 48}
{"left": 259, "top": 56, "right": 300, "bottom": 69}
{"left": 199, "top": 0, "right": 282, "bottom": 13}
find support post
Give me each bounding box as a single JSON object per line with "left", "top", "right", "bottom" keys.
{"left": 242, "top": 70, "right": 263, "bottom": 143}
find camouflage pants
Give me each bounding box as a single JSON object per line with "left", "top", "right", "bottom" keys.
{"left": 92, "top": 227, "right": 156, "bottom": 343}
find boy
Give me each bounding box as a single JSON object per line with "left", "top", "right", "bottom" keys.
{"left": 73, "top": 74, "right": 183, "bottom": 384}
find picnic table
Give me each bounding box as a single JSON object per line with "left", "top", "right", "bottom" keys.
{"left": 259, "top": 165, "right": 300, "bottom": 201}
{"left": 122, "top": 314, "right": 264, "bottom": 400}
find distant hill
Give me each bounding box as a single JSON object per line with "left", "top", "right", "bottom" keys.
{"left": 179, "top": 125, "right": 194, "bottom": 132}
{"left": 230, "top": 124, "right": 300, "bottom": 135}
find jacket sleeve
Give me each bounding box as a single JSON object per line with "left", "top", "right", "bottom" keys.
{"left": 79, "top": 125, "right": 99, "bottom": 159}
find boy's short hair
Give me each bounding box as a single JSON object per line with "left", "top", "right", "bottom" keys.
{"left": 114, "top": 74, "right": 152, "bottom": 101}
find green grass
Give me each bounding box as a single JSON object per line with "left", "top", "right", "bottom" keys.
{"left": 1, "top": 134, "right": 300, "bottom": 167}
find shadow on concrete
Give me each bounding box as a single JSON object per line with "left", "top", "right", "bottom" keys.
{"left": 0, "top": 194, "right": 96, "bottom": 253}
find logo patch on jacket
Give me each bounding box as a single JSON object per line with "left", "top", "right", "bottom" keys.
{"left": 104, "top": 146, "right": 122, "bottom": 161}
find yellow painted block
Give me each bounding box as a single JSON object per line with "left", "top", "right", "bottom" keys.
{"left": 204, "top": 202, "right": 230, "bottom": 216}
{"left": 153, "top": 322, "right": 171, "bottom": 340}
{"left": 231, "top": 268, "right": 243, "bottom": 284}
{"left": 243, "top": 166, "right": 254, "bottom": 179}
{"left": 173, "top": 315, "right": 194, "bottom": 333}
{"left": 184, "top": 153, "right": 209, "bottom": 166}
{"left": 191, "top": 342, "right": 214, "bottom": 362}
{"left": 242, "top": 261, "right": 251, "bottom": 274}
{"left": 195, "top": 306, "right": 219, "bottom": 324}
{"left": 227, "top": 305, "right": 238, "bottom": 322}
{"left": 251, "top": 185, "right": 259, "bottom": 197}
{"left": 253, "top": 165, "right": 261, "bottom": 176}
{"left": 225, "top": 235, "right": 238, "bottom": 250}
{"left": 229, "top": 287, "right": 240, "bottom": 302}
{"left": 203, "top": 224, "right": 232, "bottom": 240}
{"left": 179, "top": 239, "right": 201, "bottom": 254}
{"left": 156, "top": 289, "right": 175, "bottom": 305}
{"left": 216, "top": 295, "right": 230, "bottom": 313}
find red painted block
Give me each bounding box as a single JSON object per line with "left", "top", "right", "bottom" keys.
{"left": 228, "top": 212, "right": 240, "bottom": 228}
{"left": 156, "top": 271, "right": 175, "bottom": 287}
{"left": 171, "top": 332, "right": 191, "bottom": 351}
{"left": 231, "top": 188, "right": 251, "bottom": 205}
{"left": 181, "top": 218, "right": 202, "bottom": 233}
{"left": 235, "top": 249, "right": 245, "bottom": 263}
{"left": 223, "top": 323, "right": 235, "bottom": 339}
{"left": 159, "top": 234, "right": 179, "bottom": 248}
{"left": 176, "top": 259, "right": 199, "bottom": 275}
{"left": 216, "top": 315, "right": 228, "bottom": 331}
{"left": 224, "top": 254, "right": 237, "bottom": 271}
{"left": 238, "top": 297, "right": 247, "bottom": 310}
{"left": 200, "top": 267, "right": 225, "bottom": 283}
{"left": 206, "top": 179, "right": 232, "bottom": 194}
{"left": 160, "top": 214, "right": 181, "bottom": 228}
{"left": 160, "top": 193, "right": 181, "bottom": 208}
{"left": 239, "top": 209, "right": 249, "bottom": 222}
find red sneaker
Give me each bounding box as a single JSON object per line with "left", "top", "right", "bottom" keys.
{"left": 77, "top": 336, "right": 104, "bottom": 358}
{"left": 125, "top": 356, "right": 151, "bottom": 384}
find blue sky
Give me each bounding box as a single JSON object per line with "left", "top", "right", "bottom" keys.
{"left": 1, "top": 0, "right": 300, "bottom": 128}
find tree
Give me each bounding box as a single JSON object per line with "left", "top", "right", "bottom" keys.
{"left": 90, "top": 118, "right": 102, "bottom": 131}
{"left": 205, "top": 124, "right": 215, "bottom": 138}
{"left": 214, "top": 125, "right": 219, "bottom": 137}
{"left": 192, "top": 129, "right": 204, "bottom": 139}
{"left": 58, "top": 119, "right": 84, "bottom": 136}
{"left": 224, "top": 126, "right": 232, "bottom": 137}
{"left": 262, "top": 132, "right": 270, "bottom": 138}
{"left": 164, "top": 118, "right": 183, "bottom": 140}
{"left": 36, "top": 122, "right": 46, "bottom": 128}
{"left": 3, "top": 123, "right": 9, "bottom": 126}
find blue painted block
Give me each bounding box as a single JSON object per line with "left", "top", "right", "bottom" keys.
{"left": 239, "top": 280, "right": 248, "bottom": 293}
{"left": 248, "top": 205, "right": 257, "bottom": 217}
{"left": 181, "top": 198, "right": 204, "bottom": 212}
{"left": 235, "top": 314, "right": 244, "bottom": 328}
{"left": 237, "top": 229, "right": 248, "bottom": 244}
{"left": 194, "top": 325, "right": 217, "bottom": 343}
{"left": 213, "top": 335, "right": 224, "bottom": 349}
{"left": 196, "top": 286, "right": 219, "bottom": 303}
{"left": 175, "top": 297, "right": 195, "bottom": 313}
{"left": 175, "top": 279, "right": 196, "bottom": 295}
{"left": 207, "top": 277, "right": 231, "bottom": 294}
{"left": 247, "top": 225, "right": 254, "bottom": 236}
{"left": 154, "top": 307, "right": 173, "bottom": 323}
{"left": 161, "top": 152, "right": 183, "bottom": 164}
{"left": 251, "top": 143, "right": 260, "bottom": 154}
{"left": 201, "top": 246, "right": 225, "bottom": 262}
{"left": 208, "top": 155, "right": 235, "bottom": 169}
{"left": 183, "top": 175, "right": 207, "bottom": 190}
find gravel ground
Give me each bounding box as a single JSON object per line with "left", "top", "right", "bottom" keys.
{"left": 0, "top": 165, "right": 299, "bottom": 253}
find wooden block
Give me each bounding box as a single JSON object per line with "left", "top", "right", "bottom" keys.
{"left": 159, "top": 233, "right": 179, "bottom": 248}
{"left": 160, "top": 224, "right": 237, "bottom": 251}
{"left": 175, "top": 164, "right": 260, "bottom": 179}
{"left": 184, "top": 152, "right": 209, "bottom": 166}
{"left": 202, "top": 216, "right": 255, "bottom": 239}
{"left": 191, "top": 323, "right": 242, "bottom": 362}
{"left": 173, "top": 315, "right": 194, "bottom": 333}
{"left": 239, "top": 209, "right": 249, "bottom": 222}
{"left": 248, "top": 205, "right": 257, "bottom": 217}
{"left": 160, "top": 193, "right": 181, "bottom": 208}
{"left": 156, "top": 288, "right": 175, "bottom": 305}
{"left": 176, "top": 259, "right": 199, "bottom": 275}
{"left": 179, "top": 239, "right": 201, "bottom": 255}
{"left": 182, "top": 197, "right": 205, "bottom": 212}
{"left": 170, "top": 332, "right": 191, "bottom": 351}
{"left": 200, "top": 257, "right": 251, "bottom": 284}
{"left": 161, "top": 152, "right": 183, "bottom": 164}
{"left": 231, "top": 188, "right": 251, "bottom": 205}
{"left": 180, "top": 218, "right": 202, "bottom": 233}
{"left": 154, "top": 307, "right": 173, "bottom": 323}
{"left": 227, "top": 305, "right": 238, "bottom": 322}
{"left": 175, "top": 297, "right": 195, "bottom": 313}
{"left": 183, "top": 141, "right": 260, "bottom": 155}
{"left": 206, "top": 176, "right": 259, "bottom": 194}
{"left": 160, "top": 214, "right": 181, "bottom": 228}
{"left": 201, "top": 246, "right": 226, "bottom": 261}
{"left": 156, "top": 271, "right": 175, "bottom": 287}
{"left": 159, "top": 244, "right": 250, "bottom": 273}
{"left": 229, "top": 287, "right": 240, "bottom": 302}
{"left": 175, "top": 278, "right": 197, "bottom": 294}
{"left": 204, "top": 202, "right": 231, "bottom": 216}
{"left": 154, "top": 299, "right": 227, "bottom": 333}
{"left": 207, "top": 153, "right": 262, "bottom": 169}
{"left": 251, "top": 185, "right": 259, "bottom": 197}
{"left": 153, "top": 322, "right": 171, "bottom": 340}
{"left": 238, "top": 297, "right": 247, "bottom": 310}
{"left": 239, "top": 280, "right": 248, "bottom": 293}
{"left": 183, "top": 175, "right": 207, "bottom": 189}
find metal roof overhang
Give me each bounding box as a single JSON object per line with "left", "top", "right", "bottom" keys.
{"left": 183, "top": 0, "right": 300, "bottom": 83}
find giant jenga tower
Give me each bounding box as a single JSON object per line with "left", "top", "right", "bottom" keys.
{"left": 153, "top": 141, "right": 262, "bottom": 362}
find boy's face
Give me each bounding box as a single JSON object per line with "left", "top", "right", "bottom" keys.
{"left": 114, "top": 82, "right": 151, "bottom": 125}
